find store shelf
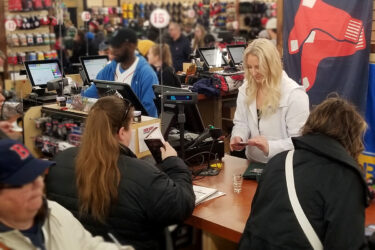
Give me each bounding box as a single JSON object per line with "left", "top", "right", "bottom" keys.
{"left": 222, "top": 117, "right": 233, "bottom": 122}
{"left": 6, "top": 10, "right": 49, "bottom": 15}
{"left": 7, "top": 64, "right": 25, "bottom": 72}
{"left": 9, "top": 26, "right": 50, "bottom": 34}
{"left": 7, "top": 45, "right": 52, "bottom": 53}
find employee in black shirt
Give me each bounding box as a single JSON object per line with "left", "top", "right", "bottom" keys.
{"left": 167, "top": 22, "right": 191, "bottom": 72}
{"left": 148, "top": 43, "right": 181, "bottom": 88}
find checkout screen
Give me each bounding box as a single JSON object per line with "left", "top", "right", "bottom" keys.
{"left": 28, "top": 63, "right": 62, "bottom": 86}
{"left": 228, "top": 46, "right": 245, "bottom": 64}
{"left": 83, "top": 58, "right": 108, "bottom": 81}
{"left": 201, "top": 49, "right": 225, "bottom": 67}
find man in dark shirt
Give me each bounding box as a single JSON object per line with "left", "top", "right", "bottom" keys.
{"left": 167, "top": 22, "right": 191, "bottom": 72}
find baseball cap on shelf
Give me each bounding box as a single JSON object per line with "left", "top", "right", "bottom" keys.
{"left": 266, "top": 17, "right": 277, "bottom": 30}
{"left": 89, "top": 21, "right": 99, "bottom": 31}
{"left": 109, "top": 28, "right": 138, "bottom": 48}
{"left": 0, "top": 139, "right": 55, "bottom": 186}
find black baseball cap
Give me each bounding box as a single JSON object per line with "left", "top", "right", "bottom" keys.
{"left": 109, "top": 28, "right": 138, "bottom": 48}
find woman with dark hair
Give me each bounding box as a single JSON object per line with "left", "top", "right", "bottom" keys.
{"left": 45, "top": 96, "right": 195, "bottom": 250}
{"left": 148, "top": 43, "right": 181, "bottom": 88}
{"left": 239, "top": 97, "right": 370, "bottom": 249}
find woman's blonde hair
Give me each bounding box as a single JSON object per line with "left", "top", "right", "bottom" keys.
{"left": 76, "top": 96, "right": 133, "bottom": 222}
{"left": 149, "top": 43, "right": 173, "bottom": 68}
{"left": 192, "top": 24, "right": 207, "bottom": 51}
{"left": 302, "top": 96, "right": 367, "bottom": 163}
{"left": 243, "top": 38, "right": 282, "bottom": 116}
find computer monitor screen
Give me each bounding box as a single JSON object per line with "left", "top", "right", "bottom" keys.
{"left": 198, "top": 48, "right": 226, "bottom": 68}
{"left": 227, "top": 44, "right": 246, "bottom": 65}
{"left": 153, "top": 85, "right": 205, "bottom": 136}
{"left": 24, "top": 59, "right": 63, "bottom": 88}
{"left": 93, "top": 80, "right": 149, "bottom": 116}
{"left": 80, "top": 55, "right": 109, "bottom": 82}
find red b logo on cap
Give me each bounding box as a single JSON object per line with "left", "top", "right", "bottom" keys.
{"left": 10, "top": 144, "right": 30, "bottom": 160}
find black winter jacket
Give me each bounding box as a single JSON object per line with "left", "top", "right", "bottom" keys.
{"left": 45, "top": 146, "right": 195, "bottom": 250}
{"left": 153, "top": 64, "right": 181, "bottom": 88}
{"left": 239, "top": 134, "right": 370, "bottom": 250}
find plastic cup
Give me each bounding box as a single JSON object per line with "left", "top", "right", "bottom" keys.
{"left": 233, "top": 174, "right": 243, "bottom": 193}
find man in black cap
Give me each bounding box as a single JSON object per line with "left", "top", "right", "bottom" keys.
{"left": 83, "top": 28, "right": 159, "bottom": 117}
{"left": 0, "top": 139, "right": 133, "bottom": 249}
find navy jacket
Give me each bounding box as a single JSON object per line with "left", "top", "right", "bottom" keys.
{"left": 168, "top": 35, "right": 191, "bottom": 72}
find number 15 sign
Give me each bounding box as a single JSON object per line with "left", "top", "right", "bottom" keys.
{"left": 150, "top": 8, "right": 170, "bottom": 29}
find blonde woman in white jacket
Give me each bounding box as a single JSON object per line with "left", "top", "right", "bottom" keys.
{"left": 230, "top": 39, "right": 309, "bottom": 163}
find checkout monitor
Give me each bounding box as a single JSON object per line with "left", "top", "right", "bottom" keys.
{"left": 198, "top": 47, "right": 227, "bottom": 68}
{"left": 24, "top": 59, "right": 63, "bottom": 88}
{"left": 80, "top": 55, "right": 109, "bottom": 82}
{"left": 93, "top": 80, "right": 149, "bottom": 116}
{"left": 226, "top": 44, "right": 246, "bottom": 65}
{"left": 153, "top": 85, "right": 205, "bottom": 138}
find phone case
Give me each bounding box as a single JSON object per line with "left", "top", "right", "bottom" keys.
{"left": 144, "top": 138, "right": 164, "bottom": 164}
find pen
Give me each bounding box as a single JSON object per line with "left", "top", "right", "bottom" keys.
{"left": 145, "top": 126, "right": 158, "bottom": 139}
{"left": 108, "top": 233, "right": 121, "bottom": 247}
{"left": 108, "top": 233, "right": 134, "bottom": 250}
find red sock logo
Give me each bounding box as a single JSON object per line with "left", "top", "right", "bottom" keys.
{"left": 301, "top": 28, "right": 365, "bottom": 91}
{"left": 288, "top": 0, "right": 363, "bottom": 54}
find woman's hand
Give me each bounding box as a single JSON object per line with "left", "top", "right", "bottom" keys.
{"left": 160, "top": 142, "right": 177, "bottom": 160}
{"left": 230, "top": 136, "right": 248, "bottom": 151}
{"left": 248, "top": 136, "right": 269, "bottom": 156}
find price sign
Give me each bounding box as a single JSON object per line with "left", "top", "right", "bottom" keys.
{"left": 81, "top": 11, "right": 91, "bottom": 22}
{"left": 150, "top": 8, "right": 170, "bottom": 29}
{"left": 5, "top": 20, "right": 17, "bottom": 32}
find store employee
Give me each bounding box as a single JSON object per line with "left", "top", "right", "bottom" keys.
{"left": 230, "top": 39, "right": 309, "bottom": 163}
{"left": 83, "top": 28, "right": 159, "bottom": 117}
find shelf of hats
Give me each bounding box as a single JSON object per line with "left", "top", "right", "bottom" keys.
{"left": 84, "top": 0, "right": 246, "bottom": 34}
{"left": 3, "top": 0, "right": 60, "bottom": 73}
{"left": 237, "top": 0, "right": 277, "bottom": 40}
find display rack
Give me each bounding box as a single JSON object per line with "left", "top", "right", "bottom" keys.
{"left": 2, "top": 0, "right": 56, "bottom": 76}
{"left": 23, "top": 103, "right": 160, "bottom": 159}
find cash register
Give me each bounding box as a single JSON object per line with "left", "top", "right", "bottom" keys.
{"left": 24, "top": 59, "right": 64, "bottom": 102}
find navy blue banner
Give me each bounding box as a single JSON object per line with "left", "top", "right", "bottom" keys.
{"left": 283, "top": 0, "right": 372, "bottom": 113}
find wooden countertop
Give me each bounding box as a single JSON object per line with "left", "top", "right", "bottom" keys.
{"left": 186, "top": 154, "right": 375, "bottom": 243}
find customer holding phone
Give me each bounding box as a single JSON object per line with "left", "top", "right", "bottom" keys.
{"left": 45, "top": 96, "right": 195, "bottom": 250}
{"left": 230, "top": 39, "right": 309, "bottom": 163}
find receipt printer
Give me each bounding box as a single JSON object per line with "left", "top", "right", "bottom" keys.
{"left": 47, "top": 78, "right": 68, "bottom": 96}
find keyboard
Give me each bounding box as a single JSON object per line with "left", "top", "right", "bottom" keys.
{"left": 36, "top": 95, "right": 57, "bottom": 101}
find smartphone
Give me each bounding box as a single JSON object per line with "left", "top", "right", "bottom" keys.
{"left": 235, "top": 142, "right": 249, "bottom": 146}
{"left": 144, "top": 138, "right": 165, "bottom": 164}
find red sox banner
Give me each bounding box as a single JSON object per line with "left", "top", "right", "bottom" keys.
{"left": 283, "top": 0, "right": 372, "bottom": 113}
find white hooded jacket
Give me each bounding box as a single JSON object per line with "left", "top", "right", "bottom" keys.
{"left": 231, "top": 71, "right": 310, "bottom": 163}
